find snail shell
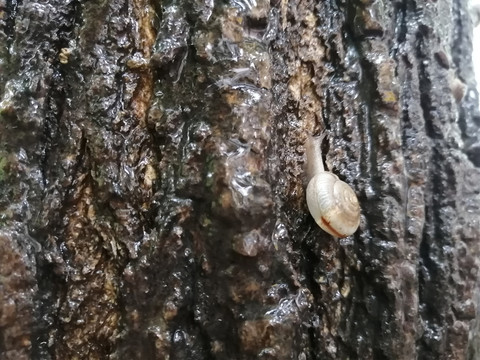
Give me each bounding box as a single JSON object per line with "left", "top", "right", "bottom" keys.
{"left": 305, "top": 135, "right": 360, "bottom": 238}
{"left": 306, "top": 172, "right": 360, "bottom": 237}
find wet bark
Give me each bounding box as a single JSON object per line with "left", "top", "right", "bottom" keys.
{"left": 1, "top": 0, "right": 480, "bottom": 359}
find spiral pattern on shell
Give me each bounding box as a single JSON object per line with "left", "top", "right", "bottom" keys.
{"left": 306, "top": 172, "right": 360, "bottom": 238}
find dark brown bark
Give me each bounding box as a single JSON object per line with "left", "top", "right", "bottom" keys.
{"left": 1, "top": 0, "right": 479, "bottom": 359}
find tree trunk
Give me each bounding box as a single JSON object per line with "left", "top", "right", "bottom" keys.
{"left": 1, "top": 0, "right": 480, "bottom": 359}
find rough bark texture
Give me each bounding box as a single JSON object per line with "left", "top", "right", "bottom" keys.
{"left": 1, "top": 0, "right": 480, "bottom": 359}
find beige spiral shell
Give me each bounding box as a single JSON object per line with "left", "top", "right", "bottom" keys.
{"left": 306, "top": 172, "right": 360, "bottom": 238}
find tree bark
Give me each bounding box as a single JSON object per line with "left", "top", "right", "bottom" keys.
{"left": 1, "top": 0, "right": 480, "bottom": 359}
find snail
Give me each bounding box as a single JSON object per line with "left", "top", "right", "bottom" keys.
{"left": 305, "top": 135, "right": 360, "bottom": 238}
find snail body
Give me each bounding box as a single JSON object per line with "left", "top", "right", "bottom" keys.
{"left": 305, "top": 135, "right": 360, "bottom": 238}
